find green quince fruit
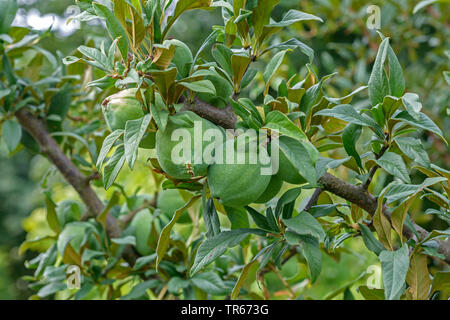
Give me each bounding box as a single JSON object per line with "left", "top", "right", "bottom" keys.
{"left": 254, "top": 174, "right": 283, "bottom": 204}
{"left": 130, "top": 209, "right": 154, "bottom": 256}
{"left": 157, "top": 189, "right": 192, "bottom": 224}
{"left": 102, "top": 88, "right": 156, "bottom": 149}
{"left": 156, "top": 111, "right": 224, "bottom": 180}
{"left": 208, "top": 139, "right": 272, "bottom": 207}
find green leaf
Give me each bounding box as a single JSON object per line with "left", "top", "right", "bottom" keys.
{"left": 359, "top": 223, "right": 385, "bottom": 256}
{"left": 369, "top": 38, "right": 390, "bottom": 105}
{"left": 316, "top": 104, "right": 384, "bottom": 139}
{"left": 384, "top": 177, "right": 447, "bottom": 205}
{"left": 156, "top": 196, "right": 200, "bottom": 269}
{"left": 150, "top": 94, "right": 169, "bottom": 131}
{"left": 324, "top": 87, "right": 367, "bottom": 106}
{"left": 37, "top": 282, "right": 67, "bottom": 298}
{"left": 128, "top": 3, "right": 145, "bottom": 49}
{"left": 373, "top": 190, "right": 394, "bottom": 251}
{"left": 133, "top": 254, "right": 157, "bottom": 270}
{"left": 268, "top": 10, "right": 323, "bottom": 27}
{"left": 0, "top": 0, "right": 18, "bottom": 34}
{"left": 44, "top": 193, "right": 61, "bottom": 234}
{"left": 342, "top": 123, "right": 362, "bottom": 168}
{"left": 204, "top": 198, "right": 221, "bottom": 237}
{"left": 275, "top": 187, "right": 302, "bottom": 218}
{"left": 168, "top": 277, "right": 190, "bottom": 294}
{"left": 265, "top": 207, "right": 280, "bottom": 232}
{"left": 190, "top": 229, "right": 264, "bottom": 276}
{"left": 376, "top": 152, "right": 411, "bottom": 184}
{"left": 379, "top": 244, "right": 409, "bottom": 300}
{"left": 103, "top": 145, "right": 126, "bottom": 190}
{"left": 96, "top": 130, "right": 124, "bottom": 169}
{"left": 283, "top": 211, "right": 325, "bottom": 241}
{"left": 231, "top": 54, "right": 251, "bottom": 89}
{"left": 121, "top": 280, "right": 160, "bottom": 300}
{"left": 2, "top": 119, "right": 22, "bottom": 153}
{"left": 93, "top": 2, "right": 129, "bottom": 60}
{"left": 245, "top": 206, "right": 271, "bottom": 231}
{"left": 394, "top": 110, "right": 446, "bottom": 143}
{"left": 163, "top": 0, "right": 213, "bottom": 40}
{"left": 178, "top": 80, "right": 216, "bottom": 95}
{"left": 231, "top": 250, "right": 266, "bottom": 300}
{"left": 191, "top": 272, "right": 228, "bottom": 296}
{"left": 264, "top": 110, "right": 308, "bottom": 142}
{"left": 263, "top": 50, "right": 288, "bottom": 95}
{"left": 47, "top": 85, "right": 72, "bottom": 125}
{"left": 212, "top": 44, "right": 233, "bottom": 77}
{"left": 149, "top": 67, "right": 178, "bottom": 103}
{"left": 387, "top": 46, "right": 405, "bottom": 98}
{"left": 97, "top": 191, "right": 120, "bottom": 227}
{"left": 413, "top": 0, "right": 443, "bottom": 14}
{"left": 401, "top": 93, "right": 422, "bottom": 119}
{"left": 284, "top": 232, "right": 322, "bottom": 283}
{"left": 358, "top": 286, "right": 385, "bottom": 300}
{"left": 430, "top": 271, "right": 450, "bottom": 295}
{"left": 111, "top": 235, "right": 137, "bottom": 246}
{"left": 124, "top": 114, "right": 152, "bottom": 169}
{"left": 406, "top": 253, "right": 431, "bottom": 300}
{"left": 252, "top": 0, "right": 280, "bottom": 39}
{"left": 19, "top": 236, "right": 55, "bottom": 255}
{"left": 192, "top": 29, "right": 220, "bottom": 71}
{"left": 394, "top": 136, "right": 430, "bottom": 168}
{"left": 264, "top": 38, "right": 314, "bottom": 63}
{"left": 278, "top": 136, "right": 318, "bottom": 186}
{"left": 81, "top": 249, "right": 106, "bottom": 265}
{"left": 78, "top": 46, "right": 112, "bottom": 72}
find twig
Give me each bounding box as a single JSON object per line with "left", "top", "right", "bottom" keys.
{"left": 304, "top": 189, "right": 323, "bottom": 211}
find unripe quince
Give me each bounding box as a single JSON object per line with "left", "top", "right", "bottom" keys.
{"left": 156, "top": 111, "right": 224, "bottom": 180}
{"left": 254, "top": 174, "right": 283, "bottom": 204}
{"left": 102, "top": 88, "right": 156, "bottom": 149}
{"left": 130, "top": 209, "right": 154, "bottom": 256}
{"left": 208, "top": 139, "right": 272, "bottom": 207}
{"left": 157, "top": 189, "right": 192, "bottom": 224}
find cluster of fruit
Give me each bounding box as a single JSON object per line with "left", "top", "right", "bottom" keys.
{"left": 102, "top": 90, "right": 308, "bottom": 210}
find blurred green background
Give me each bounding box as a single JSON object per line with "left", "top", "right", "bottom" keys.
{"left": 0, "top": 0, "right": 448, "bottom": 299}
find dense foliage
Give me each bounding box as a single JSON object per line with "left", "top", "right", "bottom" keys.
{"left": 0, "top": 0, "right": 449, "bottom": 300}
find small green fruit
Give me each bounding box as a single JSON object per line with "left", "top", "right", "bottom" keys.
{"left": 208, "top": 139, "right": 272, "bottom": 207}
{"left": 157, "top": 189, "right": 192, "bottom": 224}
{"left": 156, "top": 111, "right": 224, "bottom": 180}
{"left": 102, "top": 88, "right": 155, "bottom": 149}
{"left": 102, "top": 89, "right": 144, "bottom": 131}
{"left": 254, "top": 174, "right": 283, "bottom": 204}
{"left": 131, "top": 209, "right": 154, "bottom": 256}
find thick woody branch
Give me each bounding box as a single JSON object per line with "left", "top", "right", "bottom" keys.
{"left": 182, "top": 97, "right": 450, "bottom": 264}
{"left": 319, "top": 173, "right": 450, "bottom": 264}
{"left": 181, "top": 96, "right": 237, "bottom": 129}
{"left": 15, "top": 109, "right": 137, "bottom": 265}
